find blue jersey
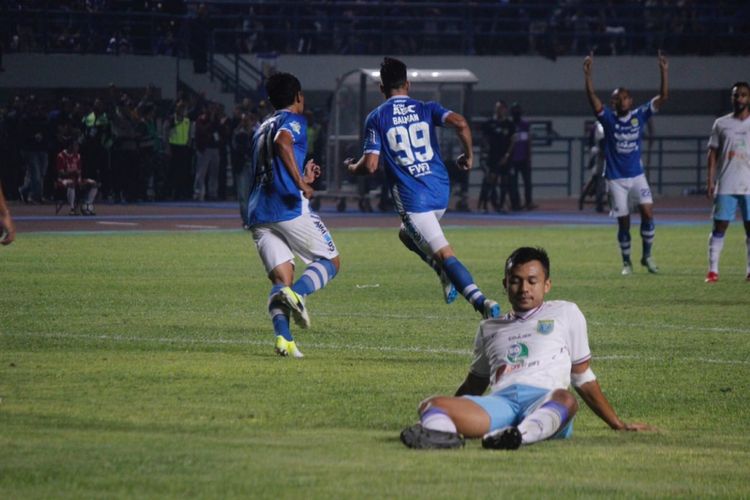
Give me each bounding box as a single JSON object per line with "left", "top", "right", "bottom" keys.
{"left": 363, "top": 96, "right": 452, "bottom": 213}
{"left": 247, "top": 110, "right": 308, "bottom": 225}
{"left": 597, "top": 99, "right": 655, "bottom": 180}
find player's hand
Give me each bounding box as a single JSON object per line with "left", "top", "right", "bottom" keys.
{"left": 583, "top": 52, "right": 593, "bottom": 76}
{"left": 343, "top": 157, "right": 356, "bottom": 173}
{"left": 619, "top": 422, "right": 656, "bottom": 432}
{"left": 301, "top": 183, "right": 314, "bottom": 200}
{"left": 657, "top": 50, "right": 668, "bottom": 71}
{"left": 303, "top": 159, "right": 321, "bottom": 183}
{"left": 457, "top": 153, "right": 473, "bottom": 171}
{"left": 706, "top": 180, "right": 714, "bottom": 200}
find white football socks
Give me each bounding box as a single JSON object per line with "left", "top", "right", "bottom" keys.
{"left": 708, "top": 232, "right": 725, "bottom": 274}
{"left": 421, "top": 408, "right": 457, "bottom": 434}
{"left": 518, "top": 402, "right": 566, "bottom": 445}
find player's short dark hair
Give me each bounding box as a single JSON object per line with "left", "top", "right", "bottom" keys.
{"left": 732, "top": 81, "right": 750, "bottom": 92}
{"left": 505, "top": 247, "right": 550, "bottom": 278}
{"left": 265, "top": 72, "right": 302, "bottom": 110}
{"left": 380, "top": 57, "right": 407, "bottom": 92}
{"left": 611, "top": 86, "right": 628, "bottom": 97}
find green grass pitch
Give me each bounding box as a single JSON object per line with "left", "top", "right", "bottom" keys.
{"left": 1, "top": 225, "right": 749, "bottom": 498}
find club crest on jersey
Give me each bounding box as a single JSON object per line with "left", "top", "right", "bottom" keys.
{"left": 630, "top": 117, "right": 639, "bottom": 126}
{"left": 506, "top": 342, "right": 529, "bottom": 363}
{"left": 536, "top": 320, "right": 554, "bottom": 335}
{"left": 289, "top": 121, "right": 302, "bottom": 134}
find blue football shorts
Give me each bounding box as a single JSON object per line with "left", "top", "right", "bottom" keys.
{"left": 463, "top": 384, "right": 574, "bottom": 438}
{"left": 713, "top": 194, "right": 750, "bottom": 222}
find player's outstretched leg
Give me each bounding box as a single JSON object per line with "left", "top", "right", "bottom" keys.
{"left": 639, "top": 220, "right": 658, "bottom": 273}
{"left": 617, "top": 227, "right": 633, "bottom": 275}
{"left": 706, "top": 230, "right": 724, "bottom": 282}
{"left": 745, "top": 230, "right": 750, "bottom": 281}
{"left": 442, "top": 256, "right": 500, "bottom": 318}
{"left": 399, "top": 231, "right": 457, "bottom": 304}
{"left": 400, "top": 407, "right": 465, "bottom": 449}
{"left": 268, "top": 284, "right": 303, "bottom": 358}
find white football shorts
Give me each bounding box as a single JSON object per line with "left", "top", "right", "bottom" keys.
{"left": 401, "top": 209, "right": 450, "bottom": 255}
{"left": 251, "top": 212, "right": 339, "bottom": 274}
{"left": 606, "top": 174, "right": 653, "bottom": 217}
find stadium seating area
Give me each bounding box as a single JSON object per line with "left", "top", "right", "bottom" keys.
{"left": 1, "top": 1, "right": 748, "bottom": 58}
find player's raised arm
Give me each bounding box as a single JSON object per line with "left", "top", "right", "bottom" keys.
{"left": 274, "top": 129, "right": 314, "bottom": 199}
{"left": 583, "top": 52, "right": 603, "bottom": 115}
{"left": 652, "top": 51, "right": 669, "bottom": 111}
{"left": 444, "top": 112, "right": 474, "bottom": 170}
{"left": 571, "top": 360, "right": 654, "bottom": 431}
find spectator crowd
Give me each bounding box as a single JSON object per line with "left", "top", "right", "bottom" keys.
{"left": 1, "top": 1, "right": 748, "bottom": 59}
{"left": 0, "top": 87, "right": 284, "bottom": 211}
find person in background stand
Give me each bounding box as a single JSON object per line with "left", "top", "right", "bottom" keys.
{"left": 479, "top": 100, "right": 515, "bottom": 213}
{"left": 508, "top": 103, "right": 536, "bottom": 211}
{"left": 167, "top": 102, "right": 193, "bottom": 200}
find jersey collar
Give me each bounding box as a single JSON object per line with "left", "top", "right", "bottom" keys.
{"left": 509, "top": 302, "right": 545, "bottom": 321}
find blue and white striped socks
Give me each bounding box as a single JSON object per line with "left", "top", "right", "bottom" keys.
{"left": 291, "top": 258, "right": 338, "bottom": 297}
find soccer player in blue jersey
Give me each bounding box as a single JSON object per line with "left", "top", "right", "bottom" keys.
{"left": 247, "top": 72, "right": 340, "bottom": 358}
{"left": 345, "top": 57, "right": 500, "bottom": 318}
{"left": 584, "top": 51, "right": 669, "bottom": 275}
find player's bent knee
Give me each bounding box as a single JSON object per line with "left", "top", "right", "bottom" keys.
{"left": 551, "top": 389, "right": 579, "bottom": 416}
{"left": 330, "top": 255, "right": 341, "bottom": 272}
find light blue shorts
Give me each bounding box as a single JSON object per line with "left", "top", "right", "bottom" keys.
{"left": 713, "top": 194, "right": 750, "bottom": 222}
{"left": 464, "top": 384, "right": 573, "bottom": 438}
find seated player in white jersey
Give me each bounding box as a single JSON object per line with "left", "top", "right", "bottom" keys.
{"left": 246, "top": 72, "right": 341, "bottom": 358}
{"left": 583, "top": 51, "right": 669, "bottom": 276}
{"left": 400, "top": 246, "right": 652, "bottom": 450}
{"left": 705, "top": 81, "right": 750, "bottom": 283}
{"left": 345, "top": 57, "right": 500, "bottom": 319}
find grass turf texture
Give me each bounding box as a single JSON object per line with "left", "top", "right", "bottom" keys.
{"left": 1, "top": 225, "right": 749, "bottom": 498}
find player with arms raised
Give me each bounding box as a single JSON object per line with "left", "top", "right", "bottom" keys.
{"left": 584, "top": 51, "right": 669, "bottom": 275}
{"left": 346, "top": 57, "right": 500, "bottom": 319}
{"left": 247, "top": 72, "right": 341, "bottom": 358}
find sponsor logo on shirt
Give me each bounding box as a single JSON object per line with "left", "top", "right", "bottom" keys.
{"left": 506, "top": 342, "right": 529, "bottom": 363}
{"left": 393, "top": 103, "right": 416, "bottom": 115}
{"left": 408, "top": 163, "right": 431, "bottom": 177}
{"left": 392, "top": 103, "right": 419, "bottom": 125}
{"left": 290, "top": 121, "right": 302, "bottom": 135}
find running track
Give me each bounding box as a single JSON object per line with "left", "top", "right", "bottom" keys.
{"left": 10, "top": 196, "right": 712, "bottom": 234}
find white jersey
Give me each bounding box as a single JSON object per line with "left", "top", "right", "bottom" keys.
{"left": 708, "top": 113, "right": 750, "bottom": 195}
{"left": 469, "top": 300, "right": 591, "bottom": 393}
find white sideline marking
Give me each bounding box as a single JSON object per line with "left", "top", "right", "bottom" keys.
{"left": 176, "top": 224, "right": 220, "bottom": 229}
{"left": 96, "top": 221, "right": 140, "bottom": 227}
{"left": 7, "top": 331, "right": 750, "bottom": 366}
{"left": 588, "top": 320, "right": 750, "bottom": 335}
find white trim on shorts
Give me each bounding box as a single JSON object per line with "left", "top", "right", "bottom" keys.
{"left": 606, "top": 173, "right": 653, "bottom": 217}
{"left": 251, "top": 212, "right": 339, "bottom": 274}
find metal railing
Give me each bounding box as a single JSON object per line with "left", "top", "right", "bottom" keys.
{"left": 578, "top": 136, "right": 707, "bottom": 196}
